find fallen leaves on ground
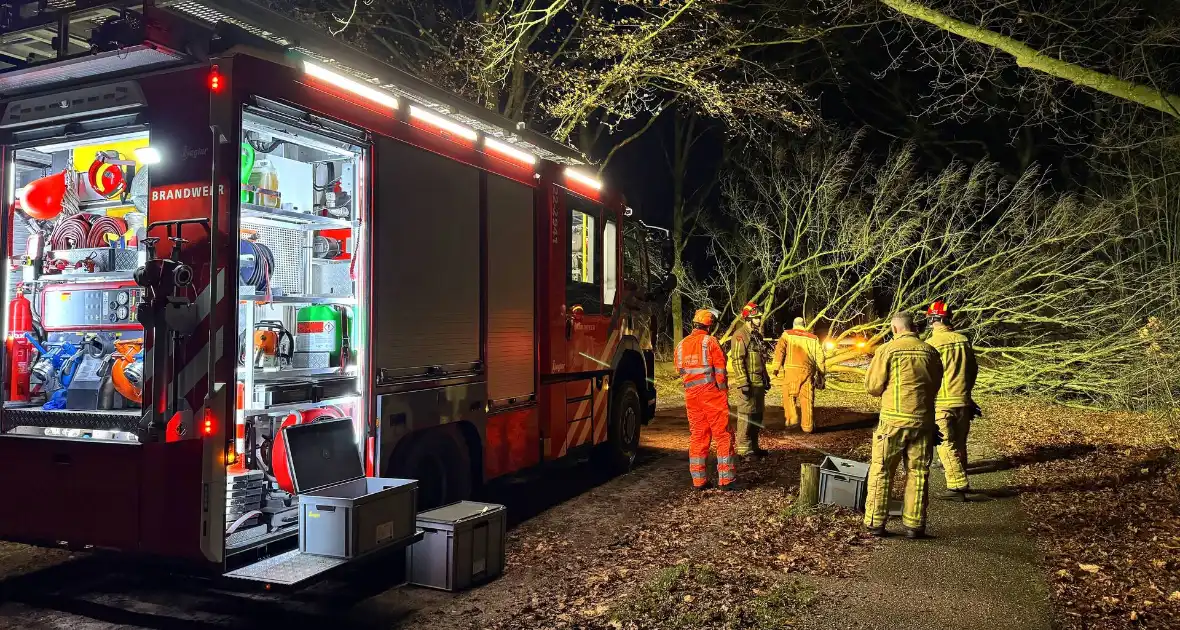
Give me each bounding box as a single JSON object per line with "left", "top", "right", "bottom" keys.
{"left": 473, "top": 437, "right": 875, "bottom": 629}
{"left": 976, "top": 398, "right": 1180, "bottom": 630}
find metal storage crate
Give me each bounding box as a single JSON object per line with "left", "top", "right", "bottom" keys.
{"left": 408, "top": 501, "right": 506, "bottom": 591}
{"left": 819, "top": 456, "right": 869, "bottom": 511}
{"left": 285, "top": 418, "right": 418, "bottom": 559}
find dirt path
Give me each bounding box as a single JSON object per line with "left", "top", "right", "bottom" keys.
{"left": 797, "top": 441, "right": 1053, "bottom": 630}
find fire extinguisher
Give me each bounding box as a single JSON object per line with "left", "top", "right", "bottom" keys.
{"left": 6, "top": 288, "right": 35, "bottom": 402}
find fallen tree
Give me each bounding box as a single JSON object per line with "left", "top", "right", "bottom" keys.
{"left": 689, "top": 132, "right": 1178, "bottom": 408}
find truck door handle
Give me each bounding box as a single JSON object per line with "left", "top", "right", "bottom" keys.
{"left": 565, "top": 318, "right": 573, "bottom": 340}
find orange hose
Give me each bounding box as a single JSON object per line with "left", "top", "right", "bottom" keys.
{"left": 112, "top": 338, "right": 144, "bottom": 404}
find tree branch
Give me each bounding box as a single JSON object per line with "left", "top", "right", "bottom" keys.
{"left": 880, "top": 0, "right": 1180, "bottom": 119}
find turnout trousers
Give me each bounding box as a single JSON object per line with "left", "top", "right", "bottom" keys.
{"left": 935, "top": 407, "right": 972, "bottom": 491}
{"left": 864, "top": 422, "right": 934, "bottom": 531}
{"left": 686, "top": 386, "right": 736, "bottom": 488}
{"left": 734, "top": 387, "right": 766, "bottom": 456}
{"left": 781, "top": 369, "right": 815, "bottom": 433}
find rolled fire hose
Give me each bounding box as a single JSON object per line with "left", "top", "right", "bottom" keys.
{"left": 48, "top": 214, "right": 92, "bottom": 250}
{"left": 85, "top": 216, "right": 128, "bottom": 247}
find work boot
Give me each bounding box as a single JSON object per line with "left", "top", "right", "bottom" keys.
{"left": 864, "top": 525, "right": 887, "bottom": 537}
{"left": 718, "top": 481, "right": 746, "bottom": 492}
{"left": 692, "top": 483, "right": 711, "bottom": 492}
{"left": 936, "top": 487, "right": 972, "bottom": 502}
{"left": 751, "top": 446, "right": 770, "bottom": 458}
{"left": 903, "top": 527, "right": 929, "bottom": 540}
{"left": 742, "top": 449, "right": 766, "bottom": 463}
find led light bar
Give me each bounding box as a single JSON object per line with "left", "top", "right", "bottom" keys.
{"left": 410, "top": 105, "right": 478, "bottom": 141}
{"left": 565, "top": 168, "right": 602, "bottom": 191}
{"left": 304, "top": 61, "right": 399, "bottom": 111}
{"left": 484, "top": 137, "right": 538, "bottom": 165}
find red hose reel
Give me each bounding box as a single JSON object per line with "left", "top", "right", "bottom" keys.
{"left": 269, "top": 405, "right": 349, "bottom": 494}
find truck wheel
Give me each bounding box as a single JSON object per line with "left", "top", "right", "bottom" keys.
{"left": 390, "top": 427, "right": 472, "bottom": 510}
{"left": 598, "top": 380, "right": 642, "bottom": 474}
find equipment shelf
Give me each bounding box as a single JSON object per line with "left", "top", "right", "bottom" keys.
{"left": 242, "top": 394, "right": 358, "bottom": 417}
{"left": 240, "top": 203, "right": 355, "bottom": 231}
{"left": 28, "top": 271, "right": 138, "bottom": 284}
{"left": 242, "top": 367, "right": 358, "bottom": 381}
{"left": 223, "top": 530, "right": 424, "bottom": 586}
{"left": 0, "top": 406, "right": 141, "bottom": 432}
{"left": 237, "top": 290, "right": 356, "bottom": 305}
{"left": 226, "top": 524, "right": 297, "bottom": 554}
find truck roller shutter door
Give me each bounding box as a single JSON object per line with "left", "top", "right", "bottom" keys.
{"left": 373, "top": 138, "right": 481, "bottom": 381}
{"left": 486, "top": 174, "right": 536, "bottom": 405}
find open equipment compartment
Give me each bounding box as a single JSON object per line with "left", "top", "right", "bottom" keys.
{"left": 224, "top": 418, "right": 419, "bottom": 586}
{"left": 224, "top": 106, "right": 370, "bottom": 562}
{"left": 2, "top": 130, "right": 150, "bottom": 442}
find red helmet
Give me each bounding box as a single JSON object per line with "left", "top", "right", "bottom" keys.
{"left": 741, "top": 301, "right": 760, "bottom": 319}
{"left": 927, "top": 301, "right": 950, "bottom": 319}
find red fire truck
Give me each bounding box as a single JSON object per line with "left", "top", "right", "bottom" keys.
{"left": 0, "top": 0, "right": 660, "bottom": 584}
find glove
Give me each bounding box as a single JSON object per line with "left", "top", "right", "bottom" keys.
{"left": 741, "top": 385, "right": 752, "bottom": 396}
{"left": 971, "top": 402, "right": 983, "bottom": 418}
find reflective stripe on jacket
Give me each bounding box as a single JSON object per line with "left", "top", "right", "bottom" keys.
{"left": 727, "top": 320, "right": 768, "bottom": 388}
{"left": 676, "top": 329, "right": 728, "bottom": 390}
{"left": 927, "top": 324, "right": 978, "bottom": 410}
{"left": 864, "top": 331, "right": 943, "bottom": 428}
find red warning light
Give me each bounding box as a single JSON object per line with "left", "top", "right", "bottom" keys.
{"left": 203, "top": 410, "right": 215, "bottom": 436}
{"left": 208, "top": 65, "right": 223, "bottom": 93}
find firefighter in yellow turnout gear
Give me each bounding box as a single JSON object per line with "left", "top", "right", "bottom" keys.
{"left": 728, "top": 302, "right": 770, "bottom": 460}
{"left": 772, "top": 317, "right": 825, "bottom": 432}
{"left": 863, "top": 312, "right": 944, "bottom": 538}
{"left": 926, "top": 301, "right": 979, "bottom": 500}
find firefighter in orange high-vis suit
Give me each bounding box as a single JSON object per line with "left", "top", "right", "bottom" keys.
{"left": 676, "top": 309, "right": 739, "bottom": 491}
{"left": 773, "top": 317, "right": 826, "bottom": 433}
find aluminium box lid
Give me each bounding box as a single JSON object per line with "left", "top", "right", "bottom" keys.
{"left": 283, "top": 418, "right": 364, "bottom": 494}
{"left": 417, "top": 501, "right": 506, "bottom": 528}
{"left": 820, "top": 455, "right": 870, "bottom": 480}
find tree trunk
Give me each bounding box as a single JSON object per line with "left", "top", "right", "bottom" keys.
{"left": 671, "top": 270, "right": 684, "bottom": 348}
{"left": 669, "top": 114, "right": 697, "bottom": 349}
{"left": 798, "top": 463, "right": 820, "bottom": 509}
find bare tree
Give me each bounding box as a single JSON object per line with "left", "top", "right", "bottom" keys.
{"left": 698, "top": 133, "right": 1169, "bottom": 407}
{"left": 271, "top": 0, "right": 826, "bottom": 162}
{"left": 818, "top": 0, "right": 1180, "bottom": 150}
{"left": 878, "top": 0, "right": 1180, "bottom": 119}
